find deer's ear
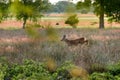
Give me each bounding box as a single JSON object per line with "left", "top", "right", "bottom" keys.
{"left": 63, "top": 35, "right": 66, "bottom": 37}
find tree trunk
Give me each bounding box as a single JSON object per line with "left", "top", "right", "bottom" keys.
{"left": 23, "top": 17, "right": 27, "bottom": 29}
{"left": 99, "top": 0, "right": 104, "bottom": 29}
{"left": 99, "top": 13, "right": 104, "bottom": 29}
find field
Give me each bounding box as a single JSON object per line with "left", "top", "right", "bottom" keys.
{"left": 0, "top": 14, "right": 120, "bottom": 79}
{"left": 0, "top": 28, "right": 120, "bottom": 69}
{"left": 0, "top": 14, "right": 120, "bottom": 29}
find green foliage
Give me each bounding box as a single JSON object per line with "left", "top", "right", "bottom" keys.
{"left": 76, "top": 0, "right": 92, "bottom": 14}
{"left": 76, "top": 0, "right": 120, "bottom": 28}
{"left": 1, "top": 58, "right": 120, "bottom": 80}
{"left": 45, "top": 26, "right": 58, "bottom": 41}
{"left": 90, "top": 62, "right": 120, "bottom": 80}
{"left": 25, "top": 24, "right": 40, "bottom": 39}
{"left": 1, "top": 59, "right": 120, "bottom": 80}
{"left": 107, "top": 62, "right": 120, "bottom": 76}
{"left": 65, "top": 14, "right": 79, "bottom": 28}
{"left": 10, "top": 0, "right": 33, "bottom": 19}
{"left": 81, "top": 9, "right": 89, "bottom": 14}
{"left": 90, "top": 63, "right": 107, "bottom": 73}
{"left": 4, "top": 59, "right": 51, "bottom": 80}
{"left": 76, "top": 0, "right": 91, "bottom": 9}
{"left": 25, "top": 24, "right": 58, "bottom": 41}
{"left": 48, "top": 1, "right": 76, "bottom": 13}
{"left": 115, "top": 75, "right": 120, "bottom": 80}
{"left": 0, "top": 57, "right": 8, "bottom": 80}
{"left": 9, "top": 0, "right": 49, "bottom": 28}
{"left": 0, "top": 0, "right": 9, "bottom": 22}
{"left": 76, "top": 0, "right": 106, "bottom": 28}
{"left": 0, "top": 58, "right": 88, "bottom": 80}
{"left": 90, "top": 72, "right": 115, "bottom": 80}
{"left": 52, "top": 61, "right": 74, "bottom": 80}
{"left": 93, "top": 0, "right": 105, "bottom": 16}
{"left": 104, "top": 0, "right": 120, "bottom": 23}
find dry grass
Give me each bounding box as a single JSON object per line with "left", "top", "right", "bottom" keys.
{"left": 0, "top": 28, "right": 120, "bottom": 73}
{"left": 0, "top": 14, "right": 120, "bottom": 29}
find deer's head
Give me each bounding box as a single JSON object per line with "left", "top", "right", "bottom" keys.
{"left": 61, "top": 35, "right": 66, "bottom": 41}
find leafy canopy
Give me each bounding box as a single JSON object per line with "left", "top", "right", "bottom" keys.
{"left": 9, "top": 0, "right": 49, "bottom": 28}
{"left": 10, "top": 0, "right": 48, "bottom": 20}
{"left": 0, "top": 0, "right": 9, "bottom": 22}
{"left": 77, "top": 0, "right": 120, "bottom": 23}
{"left": 104, "top": 0, "right": 120, "bottom": 22}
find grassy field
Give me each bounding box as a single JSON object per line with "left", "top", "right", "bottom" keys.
{"left": 0, "top": 14, "right": 120, "bottom": 79}
{"left": 0, "top": 28, "right": 120, "bottom": 73}
{"left": 0, "top": 14, "right": 120, "bottom": 29}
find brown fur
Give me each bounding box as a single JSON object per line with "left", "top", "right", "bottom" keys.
{"left": 61, "top": 35, "right": 88, "bottom": 46}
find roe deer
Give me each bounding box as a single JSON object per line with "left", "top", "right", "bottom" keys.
{"left": 61, "top": 35, "right": 88, "bottom": 46}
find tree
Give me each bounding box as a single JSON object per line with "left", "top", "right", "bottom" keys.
{"left": 56, "top": 1, "right": 76, "bottom": 13}
{"left": 104, "top": 0, "right": 120, "bottom": 23}
{"left": 77, "top": 0, "right": 105, "bottom": 29}
{"left": 76, "top": 0, "right": 91, "bottom": 14}
{"left": 48, "top": 1, "right": 76, "bottom": 13}
{"left": 0, "top": 0, "right": 9, "bottom": 22}
{"left": 9, "top": 0, "right": 49, "bottom": 29}
{"left": 77, "top": 0, "right": 120, "bottom": 29}
{"left": 93, "top": 0, "right": 105, "bottom": 29}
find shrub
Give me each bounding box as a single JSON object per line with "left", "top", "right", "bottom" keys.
{"left": 65, "top": 14, "right": 79, "bottom": 28}
{"left": 0, "top": 63, "right": 8, "bottom": 80}
{"left": 52, "top": 61, "right": 74, "bottom": 80}
{"left": 115, "top": 75, "right": 120, "bottom": 80}
{"left": 52, "top": 61, "right": 89, "bottom": 80}
{"left": 90, "top": 62, "right": 120, "bottom": 80}
{"left": 2, "top": 58, "right": 120, "bottom": 80}
{"left": 107, "top": 61, "right": 120, "bottom": 76}
{"left": 0, "top": 59, "right": 90, "bottom": 80}
{"left": 90, "top": 63, "right": 108, "bottom": 73}
{"left": 90, "top": 72, "right": 115, "bottom": 80}
{"left": 4, "top": 60, "right": 51, "bottom": 80}
{"left": 0, "top": 57, "right": 9, "bottom": 80}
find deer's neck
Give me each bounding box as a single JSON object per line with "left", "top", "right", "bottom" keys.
{"left": 64, "top": 39, "right": 69, "bottom": 42}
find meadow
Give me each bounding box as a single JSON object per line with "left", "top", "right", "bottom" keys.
{"left": 0, "top": 13, "right": 120, "bottom": 29}
{"left": 0, "top": 14, "right": 120, "bottom": 80}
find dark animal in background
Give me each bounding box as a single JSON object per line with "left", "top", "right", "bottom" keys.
{"left": 56, "top": 23, "right": 59, "bottom": 25}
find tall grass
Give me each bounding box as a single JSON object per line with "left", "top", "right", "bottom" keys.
{"left": 0, "top": 28, "right": 120, "bottom": 73}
